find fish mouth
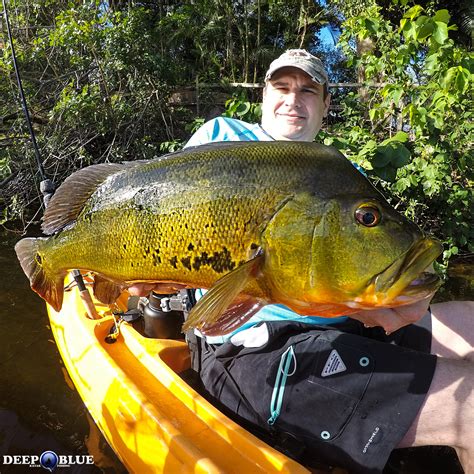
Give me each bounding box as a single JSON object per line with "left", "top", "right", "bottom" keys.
{"left": 360, "top": 237, "right": 443, "bottom": 307}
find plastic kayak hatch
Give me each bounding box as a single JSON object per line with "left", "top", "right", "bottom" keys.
{"left": 47, "top": 276, "right": 310, "bottom": 473}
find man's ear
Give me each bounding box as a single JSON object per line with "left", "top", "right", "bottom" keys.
{"left": 323, "top": 93, "right": 331, "bottom": 118}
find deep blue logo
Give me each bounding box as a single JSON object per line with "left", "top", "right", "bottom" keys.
{"left": 40, "top": 451, "right": 58, "bottom": 472}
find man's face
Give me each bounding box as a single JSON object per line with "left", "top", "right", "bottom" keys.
{"left": 261, "top": 67, "right": 330, "bottom": 141}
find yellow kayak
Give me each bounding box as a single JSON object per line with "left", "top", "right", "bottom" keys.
{"left": 47, "top": 275, "right": 310, "bottom": 473}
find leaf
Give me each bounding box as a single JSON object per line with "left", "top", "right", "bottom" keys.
{"left": 394, "top": 177, "right": 411, "bottom": 193}
{"left": 455, "top": 68, "right": 469, "bottom": 94}
{"left": 364, "top": 18, "right": 379, "bottom": 35}
{"left": 433, "top": 10, "right": 450, "bottom": 24}
{"left": 391, "top": 87, "right": 403, "bottom": 104}
{"left": 433, "top": 97, "right": 446, "bottom": 112}
{"left": 431, "top": 112, "right": 445, "bottom": 129}
{"left": 417, "top": 20, "right": 434, "bottom": 40}
{"left": 400, "top": 19, "right": 417, "bottom": 39}
{"left": 381, "top": 131, "right": 408, "bottom": 145}
{"left": 235, "top": 102, "right": 250, "bottom": 117}
{"left": 440, "top": 67, "right": 457, "bottom": 89}
{"left": 409, "top": 174, "right": 419, "bottom": 186}
{"left": 373, "top": 165, "right": 398, "bottom": 182}
{"left": 423, "top": 165, "right": 438, "bottom": 180}
{"left": 391, "top": 145, "right": 411, "bottom": 168}
{"left": 433, "top": 22, "right": 448, "bottom": 44}
{"left": 424, "top": 53, "right": 439, "bottom": 74}
{"left": 326, "top": 137, "right": 348, "bottom": 150}
{"left": 404, "top": 5, "right": 424, "bottom": 20}
{"left": 359, "top": 139, "right": 378, "bottom": 157}
{"left": 372, "top": 145, "right": 395, "bottom": 167}
{"left": 253, "top": 103, "right": 262, "bottom": 118}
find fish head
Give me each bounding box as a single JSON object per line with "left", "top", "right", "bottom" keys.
{"left": 261, "top": 191, "right": 442, "bottom": 316}
{"left": 308, "top": 194, "right": 442, "bottom": 311}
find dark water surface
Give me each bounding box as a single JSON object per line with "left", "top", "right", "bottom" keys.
{"left": 0, "top": 230, "right": 125, "bottom": 473}
{"left": 0, "top": 228, "right": 471, "bottom": 473}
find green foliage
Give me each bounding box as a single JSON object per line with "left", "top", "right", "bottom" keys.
{"left": 223, "top": 93, "right": 262, "bottom": 123}
{"left": 330, "top": 2, "right": 473, "bottom": 264}
{"left": 1, "top": 0, "right": 332, "bottom": 227}
{"left": 0, "top": 0, "right": 471, "bottom": 271}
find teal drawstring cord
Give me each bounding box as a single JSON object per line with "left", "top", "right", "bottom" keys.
{"left": 268, "top": 345, "right": 297, "bottom": 426}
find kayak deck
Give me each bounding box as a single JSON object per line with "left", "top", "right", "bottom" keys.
{"left": 47, "top": 277, "right": 310, "bottom": 473}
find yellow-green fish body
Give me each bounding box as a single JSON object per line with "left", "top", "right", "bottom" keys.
{"left": 15, "top": 141, "right": 442, "bottom": 334}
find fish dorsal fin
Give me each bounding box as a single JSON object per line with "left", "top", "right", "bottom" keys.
{"left": 42, "top": 162, "right": 137, "bottom": 235}
{"left": 182, "top": 252, "right": 264, "bottom": 333}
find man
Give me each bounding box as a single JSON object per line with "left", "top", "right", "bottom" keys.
{"left": 132, "top": 50, "right": 473, "bottom": 473}
{"left": 186, "top": 49, "right": 331, "bottom": 146}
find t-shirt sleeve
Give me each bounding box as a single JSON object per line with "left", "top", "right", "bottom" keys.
{"left": 184, "top": 119, "right": 218, "bottom": 148}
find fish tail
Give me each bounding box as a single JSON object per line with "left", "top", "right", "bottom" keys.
{"left": 14, "top": 237, "right": 65, "bottom": 311}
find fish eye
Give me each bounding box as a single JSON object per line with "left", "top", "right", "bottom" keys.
{"left": 355, "top": 206, "right": 381, "bottom": 227}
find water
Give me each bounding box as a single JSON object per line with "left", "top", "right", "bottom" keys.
{"left": 1, "top": 228, "right": 471, "bottom": 473}
{"left": 0, "top": 229, "right": 125, "bottom": 473}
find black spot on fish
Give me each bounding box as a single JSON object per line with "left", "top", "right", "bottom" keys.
{"left": 123, "top": 244, "right": 127, "bottom": 250}
{"left": 169, "top": 256, "right": 178, "bottom": 269}
{"left": 192, "top": 247, "right": 235, "bottom": 273}
{"left": 193, "top": 252, "right": 207, "bottom": 271}
{"left": 155, "top": 248, "right": 160, "bottom": 254}
{"left": 181, "top": 256, "right": 192, "bottom": 271}
{"left": 188, "top": 243, "right": 194, "bottom": 251}
{"left": 250, "top": 243, "right": 259, "bottom": 249}
{"left": 144, "top": 246, "right": 150, "bottom": 256}
{"left": 153, "top": 253, "right": 161, "bottom": 265}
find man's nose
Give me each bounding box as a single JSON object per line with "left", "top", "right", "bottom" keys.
{"left": 283, "top": 92, "right": 300, "bottom": 107}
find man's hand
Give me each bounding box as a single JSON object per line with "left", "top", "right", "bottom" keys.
{"left": 349, "top": 296, "right": 432, "bottom": 334}
{"left": 127, "top": 282, "right": 187, "bottom": 297}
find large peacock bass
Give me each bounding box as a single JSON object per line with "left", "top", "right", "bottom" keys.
{"left": 15, "top": 141, "right": 442, "bottom": 335}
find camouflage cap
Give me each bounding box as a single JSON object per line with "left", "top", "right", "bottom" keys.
{"left": 265, "top": 49, "right": 329, "bottom": 85}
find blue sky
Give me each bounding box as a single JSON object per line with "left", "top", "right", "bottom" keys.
{"left": 319, "top": 25, "right": 340, "bottom": 48}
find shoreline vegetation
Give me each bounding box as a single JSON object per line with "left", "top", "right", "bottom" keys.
{"left": 1, "top": 1, "right": 472, "bottom": 274}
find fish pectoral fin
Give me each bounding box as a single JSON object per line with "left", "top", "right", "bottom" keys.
{"left": 198, "top": 296, "right": 265, "bottom": 336}
{"left": 92, "top": 275, "right": 123, "bottom": 304}
{"left": 182, "top": 253, "right": 264, "bottom": 333}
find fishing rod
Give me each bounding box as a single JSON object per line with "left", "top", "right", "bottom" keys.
{"left": 3, "top": 1, "right": 97, "bottom": 317}
{"left": 1, "top": 0, "right": 54, "bottom": 206}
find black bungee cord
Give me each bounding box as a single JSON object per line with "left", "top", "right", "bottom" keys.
{"left": 1, "top": 0, "right": 54, "bottom": 206}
